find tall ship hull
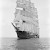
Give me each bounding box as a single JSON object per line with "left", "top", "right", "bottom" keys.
{"left": 12, "top": 0, "right": 39, "bottom": 39}
{"left": 17, "top": 31, "right": 39, "bottom": 39}
{"left": 12, "top": 23, "right": 39, "bottom": 39}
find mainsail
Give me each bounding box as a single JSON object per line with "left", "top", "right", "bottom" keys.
{"left": 12, "top": 0, "right": 39, "bottom": 38}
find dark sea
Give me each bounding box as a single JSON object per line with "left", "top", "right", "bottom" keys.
{"left": 0, "top": 38, "right": 50, "bottom": 50}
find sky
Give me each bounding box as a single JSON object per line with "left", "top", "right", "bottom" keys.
{"left": 0, "top": 0, "right": 50, "bottom": 38}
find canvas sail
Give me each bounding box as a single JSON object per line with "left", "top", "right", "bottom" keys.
{"left": 12, "top": 0, "right": 39, "bottom": 38}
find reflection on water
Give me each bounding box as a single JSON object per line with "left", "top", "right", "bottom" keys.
{"left": 0, "top": 38, "right": 50, "bottom": 50}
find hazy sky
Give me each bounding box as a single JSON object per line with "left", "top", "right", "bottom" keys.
{"left": 0, "top": 0, "right": 50, "bottom": 38}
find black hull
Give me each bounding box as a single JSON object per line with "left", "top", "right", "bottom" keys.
{"left": 12, "top": 23, "right": 39, "bottom": 39}
{"left": 16, "top": 31, "right": 39, "bottom": 39}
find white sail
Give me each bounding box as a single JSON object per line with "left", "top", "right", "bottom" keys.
{"left": 13, "top": 0, "right": 39, "bottom": 34}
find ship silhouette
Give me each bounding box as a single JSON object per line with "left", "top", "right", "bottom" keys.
{"left": 12, "top": 0, "right": 39, "bottom": 39}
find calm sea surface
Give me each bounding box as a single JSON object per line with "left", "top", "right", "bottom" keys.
{"left": 0, "top": 38, "right": 50, "bottom": 50}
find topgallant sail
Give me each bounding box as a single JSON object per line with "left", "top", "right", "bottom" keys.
{"left": 12, "top": 0, "right": 39, "bottom": 39}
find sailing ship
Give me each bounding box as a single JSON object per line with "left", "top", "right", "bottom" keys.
{"left": 12, "top": 0, "right": 39, "bottom": 39}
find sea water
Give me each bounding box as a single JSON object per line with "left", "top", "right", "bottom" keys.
{"left": 0, "top": 38, "right": 50, "bottom": 50}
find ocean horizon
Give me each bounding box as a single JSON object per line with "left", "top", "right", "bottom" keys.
{"left": 0, "top": 38, "right": 50, "bottom": 50}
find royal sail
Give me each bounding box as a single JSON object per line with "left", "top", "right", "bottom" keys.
{"left": 12, "top": 0, "right": 39, "bottom": 39}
